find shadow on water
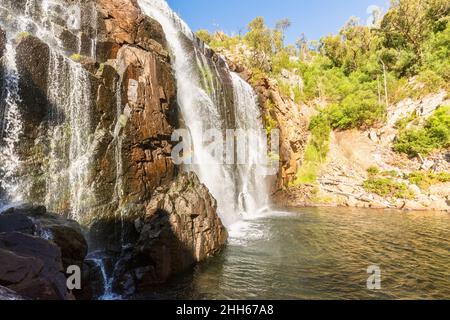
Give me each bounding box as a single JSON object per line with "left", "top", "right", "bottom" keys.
{"left": 78, "top": 208, "right": 202, "bottom": 300}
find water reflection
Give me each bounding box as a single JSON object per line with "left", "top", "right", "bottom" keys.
{"left": 137, "top": 207, "right": 450, "bottom": 300}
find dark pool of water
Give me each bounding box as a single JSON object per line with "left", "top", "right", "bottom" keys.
{"left": 138, "top": 207, "right": 450, "bottom": 300}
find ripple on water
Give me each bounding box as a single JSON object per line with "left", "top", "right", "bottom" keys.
{"left": 139, "top": 208, "right": 450, "bottom": 300}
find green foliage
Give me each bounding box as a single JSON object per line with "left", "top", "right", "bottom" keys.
{"left": 321, "top": 19, "right": 383, "bottom": 74}
{"left": 367, "top": 166, "right": 381, "bottom": 176}
{"left": 196, "top": 29, "right": 213, "bottom": 44}
{"left": 325, "top": 90, "right": 386, "bottom": 130}
{"left": 381, "top": 0, "right": 449, "bottom": 55}
{"left": 414, "top": 69, "right": 447, "bottom": 96}
{"left": 382, "top": 170, "right": 399, "bottom": 178}
{"left": 293, "top": 115, "right": 331, "bottom": 185}
{"left": 422, "top": 23, "right": 450, "bottom": 81}
{"left": 272, "top": 51, "right": 296, "bottom": 74}
{"left": 244, "top": 17, "right": 272, "bottom": 70}
{"left": 196, "top": 0, "right": 449, "bottom": 141}
{"left": 308, "top": 115, "right": 331, "bottom": 161}
{"left": 367, "top": 166, "right": 399, "bottom": 178}
{"left": 364, "top": 166, "right": 414, "bottom": 198}
{"left": 263, "top": 100, "right": 278, "bottom": 134}
{"left": 395, "top": 111, "right": 419, "bottom": 130}
{"left": 394, "top": 106, "right": 450, "bottom": 156}
{"left": 363, "top": 177, "right": 414, "bottom": 199}
{"left": 408, "top": 171, "right": 450, "bottom": 190}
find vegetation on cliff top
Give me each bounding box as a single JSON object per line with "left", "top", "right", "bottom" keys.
{"left": 198, "top": 0, "right": 449, "bottom": 124}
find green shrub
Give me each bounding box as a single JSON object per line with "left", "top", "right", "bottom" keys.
{"left": 408, "top": 171, "right": 450, "bottom": 190}
{"left": 326, "top": 90, "right": 386, "bottom": 130}
{"left": 292, "top": 115, "right": 331, "bottom": 185}
{"left": 308, "top": 115, "right": 331, "bottom": 161}
{"left": 413, "top": 70, "right": 446, "bottom": 98}
{"left": 367, "top": 166, "right": 380, "bottom": 176}
{"left": 394, "top": 129, "right": 440, "bottom": 156}
{"left": 264, "top": 114, "right": 278, "bottom": 135}
{"left": 379, "top": 170, "right": 399, "bottom": 178}
{"left": 394, "top": 111, "right": 418, "bottom": 130}
{"left": 272, "top": 51, "right": 294, "bottom": 74}
{"left": 363, "top": 177, "right": 414, "bottom": 199}
{"left": 394, "top": 106, "right": 450, "bottom": 157}
{"left": 196, "top": 29, "right": 213, "bottom": 45}
{"left": 422, "top": 23, "right": 450, "bottom": 81}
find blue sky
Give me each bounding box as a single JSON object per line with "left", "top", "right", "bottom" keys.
{"left": 167, "top": 0, "right": 390, "bottom": 44}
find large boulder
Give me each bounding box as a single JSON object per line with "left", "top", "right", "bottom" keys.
{"left": 112, "top": 172, "right": 228, "bottom": 296}
{"left": 0, "top": 204, "right": 88, "bottom": 269}
{"left": 0, "top": 205, "right": 90, "bottom": 300}
{"left": 0, "top": 232, "right": 71, "bottom": 300}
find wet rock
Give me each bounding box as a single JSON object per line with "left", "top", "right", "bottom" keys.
{"left": 403, "top": 200, "right": 428, "bottom": 211}
{"left": 75, "top": 260, "right": 105, "bottom": 300}
{"left": 0, "top": 285, "right": 25, "bottom": 300}
{"left": 112, "top": 172, "right": 228, "bottom": 296}
{"left": 0, "top": 232, "right": 71, "bottom": 300}
{"left": 0, "top": 27, "right": 5, "bottom": 58}
{"left": 15, "top": 35, "right": 50, "bottom": 127}
{"left": 97, "top": 0, "right": 169, "bottom": 60}
{"left": 0, "top": 204, "right": 88, "bottom": 270}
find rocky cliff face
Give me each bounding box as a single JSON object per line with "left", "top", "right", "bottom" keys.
{"left": 113, "top": 172, "right": 227, "bottom": 295}
{"left": 226, "top": 57, "right": 313, "bottom": 190}
{"left": 0, "top": 0, "right": 227, "bottom": 299}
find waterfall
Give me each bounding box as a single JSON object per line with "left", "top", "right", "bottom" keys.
{"left": 0, "top": 42, "right": 23, "bottom": 204}
{"left": 0, "top": 0, "right": 98, "bottom": 220}
{"left": 231, "top": 72, "right": 270, "bottom": 217}
{"left": 45, "top": 51, "right": 94, "bottom": 221}
{"left": 138, "top": 0, "right": 271, "bottom": 227}
{"left": 111, "top": 57, "right": 133, "bottom": 248}
{"left": 88, "top": 252, "right": 122, "bottom": 301}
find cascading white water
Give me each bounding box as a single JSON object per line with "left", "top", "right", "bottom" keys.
{"left": 0, "top": 42, "right": 24, "bottom": 204}
{"left": 0, "top": 0, "right": 98, "bottom": 220}
{"left": 111, "top": 55, "right": 133, "bottom": 247}
{"left": 88, "top": 252, "right": 122, "bottom": 301}
{"left": 138, "top": 0, "right": 271, "bottom": 227}
{"left": 45, "top": 51, "right": 94, "bottom": 221}
{"left": 231, "top": 72, "right": 270, "bottom": 217}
